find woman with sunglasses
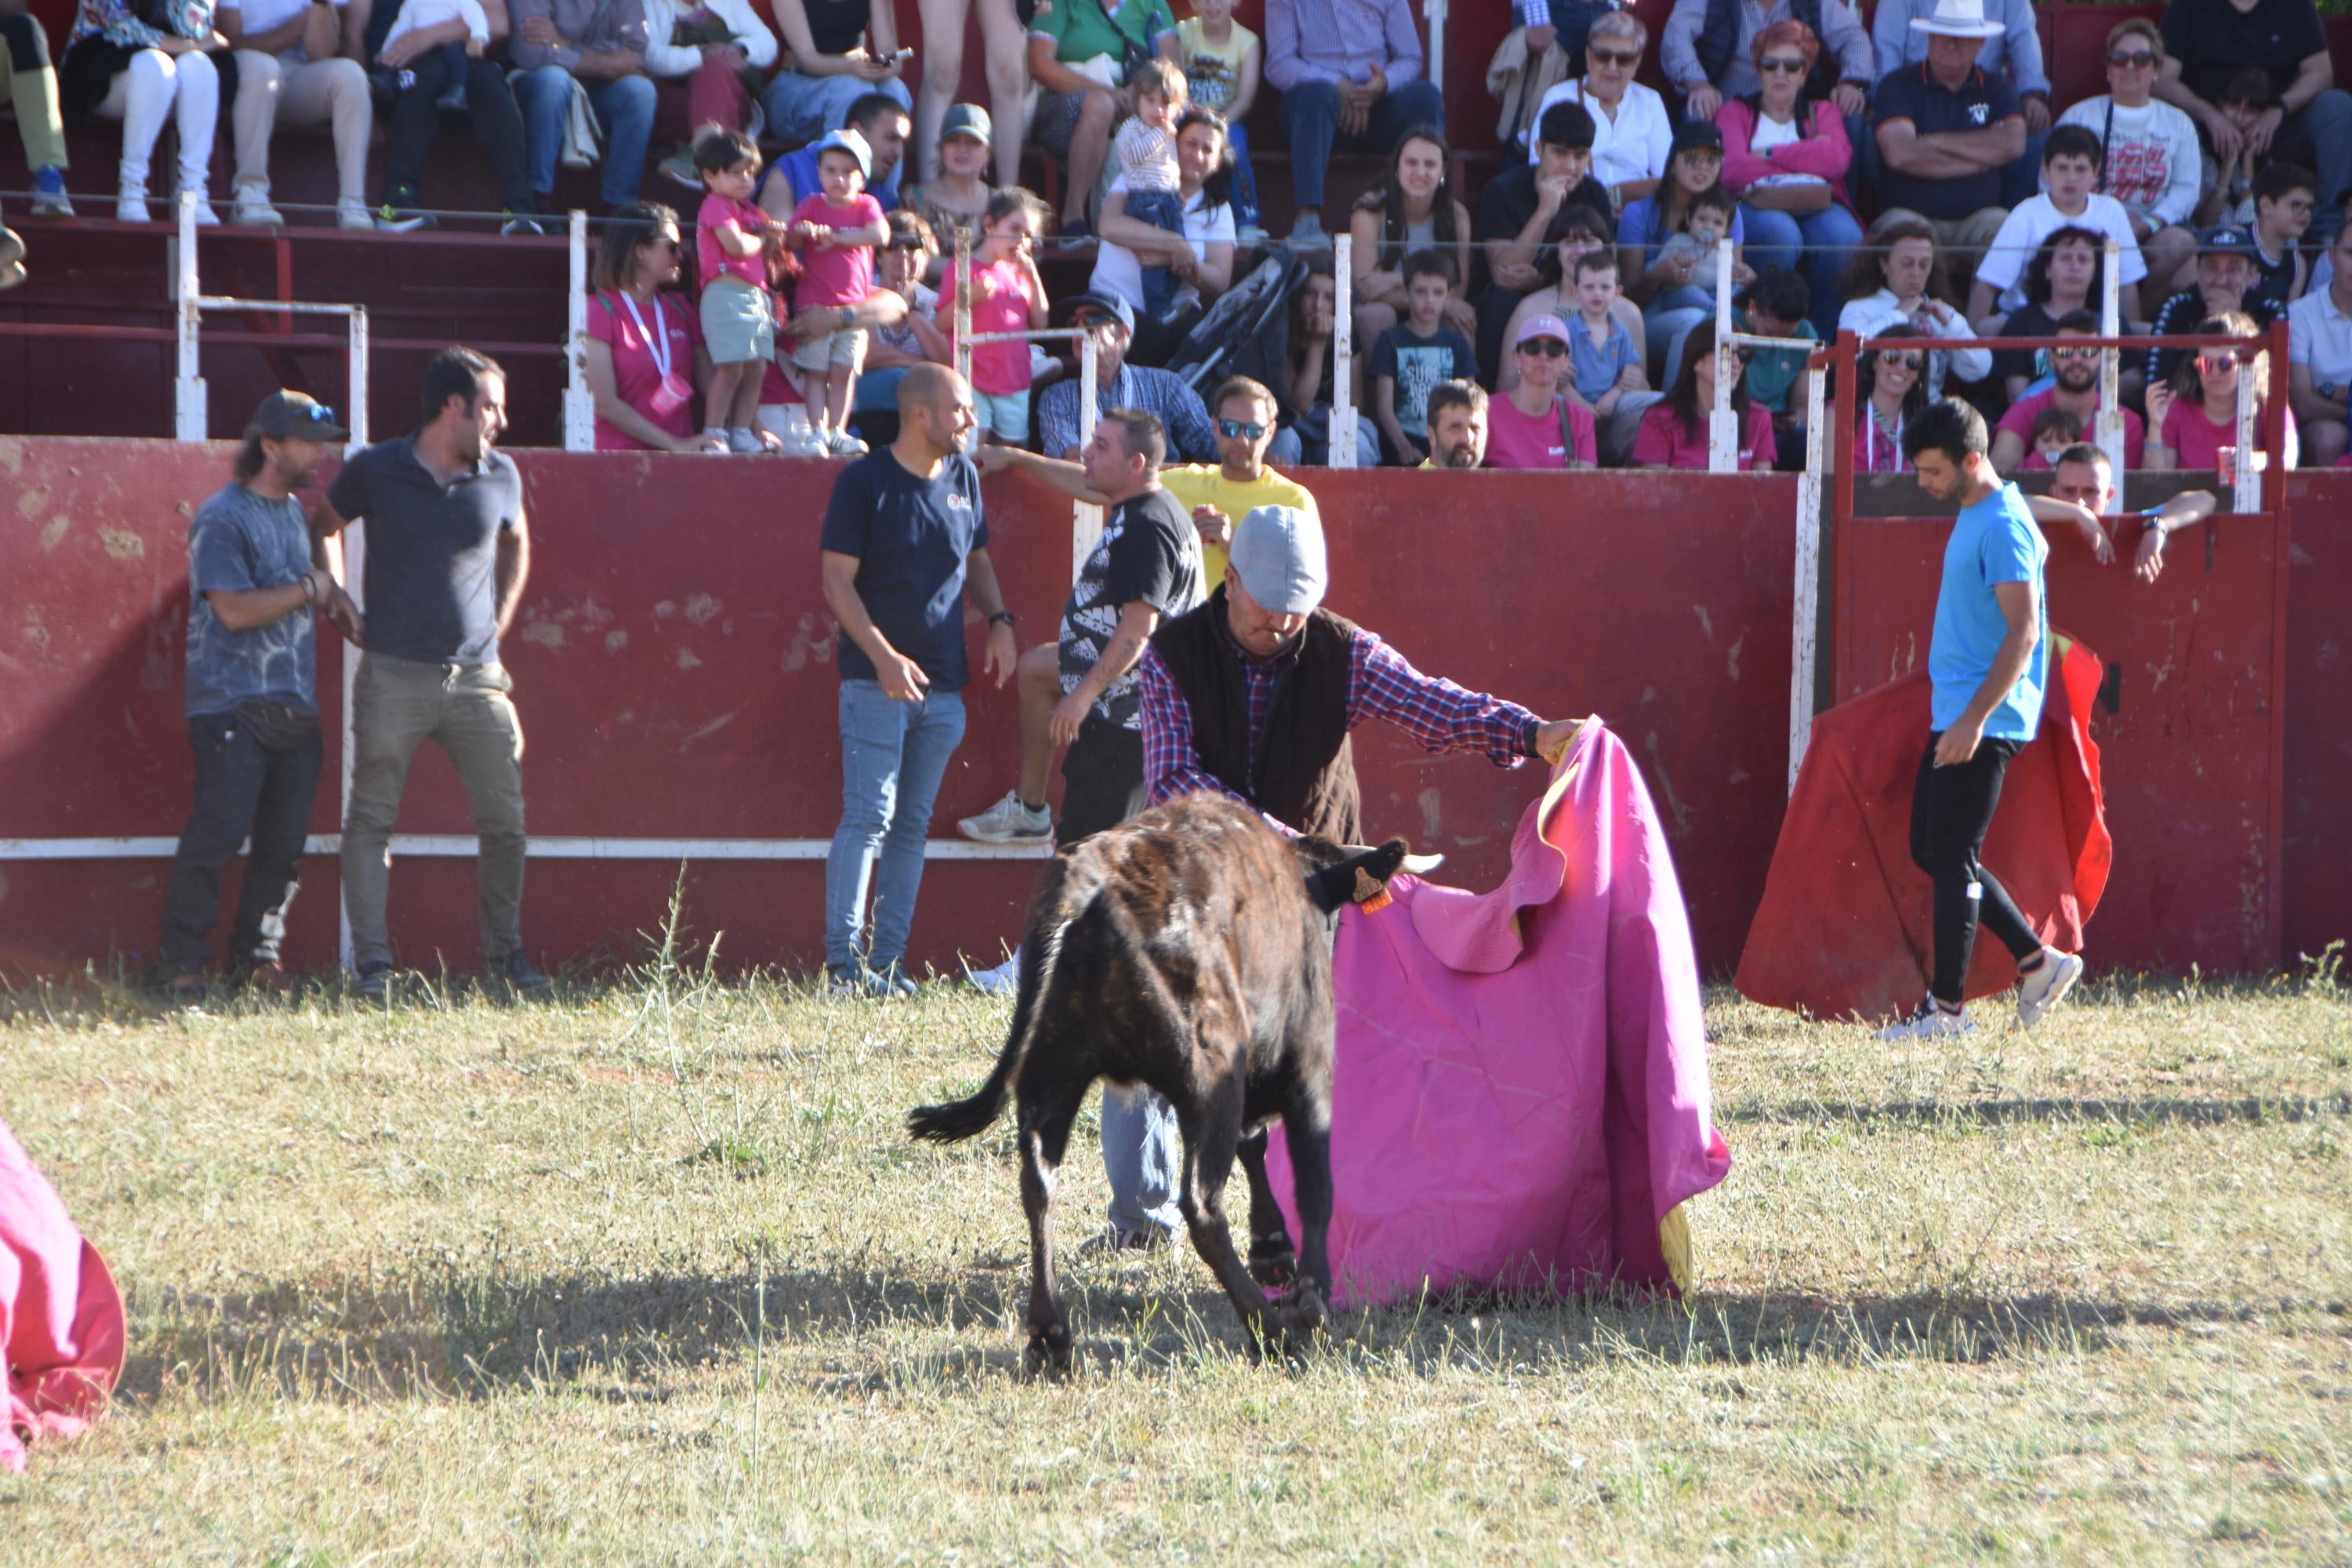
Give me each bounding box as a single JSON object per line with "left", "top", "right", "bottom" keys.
{"left": 2053, "top": 19, "right": 2198, "bottom": 296}
{"left": 1715, "top": 20, "right": 1861, "bottom": 339}
{"left": 1836, "top": 214, "right": 1990, "bottom": 402}
{"left": 585, "top": 202, "right": 728, "bottom": 452}
{"left": 1632, "top": 319, "right": 1776, "bottom": 470}
{"left": 1837, "top": 323, "right": 1933, "bottom": 474}
{"left": 1497, "top": 203, "right": 1646, "bottom": 390}
{"left": 1527, "top": 10, "right": 1671, "bottom": 205}
{"left": 1486, "top": 314, "right": 1598, "bottom": 470}
{"left": 2143, "top": 311, "right": 2298, "bottom": 473}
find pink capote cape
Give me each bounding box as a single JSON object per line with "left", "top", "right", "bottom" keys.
{"left": 1266, "top": 720, "right": 1733, "bottom": 1308}
{"left": 2, "top": 1116, "right": 124, "bottom": 1472}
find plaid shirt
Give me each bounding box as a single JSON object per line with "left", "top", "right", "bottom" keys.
{"left": 1138, "top": 619, "right": 1540, "bottom": 837}
{"left": 1036, "top": 365, "right": 1220, "bottom": 464}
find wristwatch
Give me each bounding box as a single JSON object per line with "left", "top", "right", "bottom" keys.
{"left": 987, "top": 610, "right": 1017, "bottom": 629}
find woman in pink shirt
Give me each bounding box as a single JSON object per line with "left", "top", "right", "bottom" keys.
{"left": 2143, "top": 310, "right": 2299, "bottom": 474}
{"left": 1484, "top": 314, "right": 1598, "bottom": 470}
{"left": 585, "top": 202, "right": 724, "bottom": 452}
{"left": 1715, "top": 20, "right": 1860, "bottom": 337}
{"left": 1632, "top": 320, "right": 1776, "bottom": 471}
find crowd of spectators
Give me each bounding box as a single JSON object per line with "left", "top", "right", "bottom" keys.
{"left": 2, "top": 0, "right": 2349, "bottom": 470}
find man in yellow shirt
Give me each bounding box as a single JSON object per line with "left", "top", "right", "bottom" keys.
{"left": 1158, "top": 377, "right": 1318, "bottom": 583}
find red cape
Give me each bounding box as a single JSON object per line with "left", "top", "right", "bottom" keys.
{"left": 3, "top": 1117, "right": 124, "bottom": 1472}
{"left": 1735, "top": 636, "right": 2111, "bottom": 1023}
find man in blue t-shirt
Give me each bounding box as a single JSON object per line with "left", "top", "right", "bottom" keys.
{"left": 818, "top": 364, "right": 1018, "bottom": 996}
{"left": 1882, "top": 397, "right": 2085, "bottom": 1040}
{"left": 158, "top": 391, "right": 354, "bottom": 1000}
{"left": 1870, "top": 2, "right": 2030, "bottom": 261}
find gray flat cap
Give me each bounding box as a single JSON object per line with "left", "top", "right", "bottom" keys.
{"left": 1228, "top": 504, "right": 1328, "bottom": 615}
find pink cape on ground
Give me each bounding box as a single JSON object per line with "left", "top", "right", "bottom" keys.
{"left": 1266, "top": 720, "right": 1733, "bottom": 1309}
{"left": 2, "top": 1116, "right": 125, "bottom": 1472}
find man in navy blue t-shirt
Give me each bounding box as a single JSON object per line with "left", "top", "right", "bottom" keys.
{"left": 1871, "top": 3, "right": 2029, "bottom": 260}
{"left": 818, "top": 364, "right": 1018, "bottom": 995}
{"left": 1881, "top": 397, "right": 2085, "bottom": 1042}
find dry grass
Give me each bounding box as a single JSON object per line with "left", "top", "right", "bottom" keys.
{"left": 4, "top": 931, "right": 2349, "bottom": 1565}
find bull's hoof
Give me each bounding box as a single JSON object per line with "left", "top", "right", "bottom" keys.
{"left": 1247, "top": 1244, "right": 1298, "bottom": 1290}
{"left": 1023, "top": 1323, "right": 1074, "bottom": 1379}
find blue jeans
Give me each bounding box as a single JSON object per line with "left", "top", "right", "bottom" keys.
{"left": 514, "top": 66, "right": 656, "bottom": 207}
{"left": 824, "top": 680, "right": 967, "bottom": 973}
{"left": 1279, "top": 76, "right": 1445, "bottom": 212}
{"left": 1269, "top": 411, "right": 1380, "bottom": 468}
{"left": 761, "top": 70, "right": 912, "bottom": 146}
{"left": 1102, "top": 1083, "right": 1182, "bottom": 1236}
{"left": 1738, "top": 202, "right": 1865, "bottom": 339}
{"left": 1226, "top": 117, "right": 1260, "bottom": 228}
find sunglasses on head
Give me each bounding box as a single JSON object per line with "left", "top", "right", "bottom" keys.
{"left": 1216, "top": 417, "right": 1267, "bottom": 441}
{"left": 1759, "top": 56, "right": 1808, "bottom": 74}
{"left": 301, "top": 403, "right": 338, "bottom": 424}
{"left": 2108, "top": 49, "right": 2157, "bottom": 67}
{"left": 1588, "top": 47, "right": 1640, "bottom": 67}
{"left": 1518, "top": 337, "right": 1569, "bottom": 357}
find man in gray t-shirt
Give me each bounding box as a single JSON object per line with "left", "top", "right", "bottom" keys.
{"left": 158, "top": 391, "right": 354, "bottom": 998}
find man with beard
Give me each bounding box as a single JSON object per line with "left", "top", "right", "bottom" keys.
{"left": 1991, "top": 310, "right": 2145, "bottom": 474}
{"left": 157, "top": 391, "right": 358, "bottom": 1000}
{"left": 1418, "top": 380, "right": 1490, "bottom": 469}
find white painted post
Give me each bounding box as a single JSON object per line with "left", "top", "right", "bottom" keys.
{"left": 339, "top": 307, "right": 369, "bottom": 972}
{"left": 1789, "top": 365, "right": 1827, "bottom": 793}
{"left": 953, "top": 230, "right": 974, "bottom": 392}
{"left": 1424, "top": 0, "right": 1448, "bottom": 99}
{"left": 1708, "top": 234, "right": 1737, "bottom": 473}
{"left": 2096, "top": 237, "right": 2125, "bottom": 509}
{"left": 1075, "top": 330, "right": 1103, "bottom": 580}
{"left": 173, "top": 191, "right": 206, "bottom": 441}
{"left": 1332, "top": 233, "right": 1356, "bottom": 470}
{"left": 563, "top": 211, "right": 595, "bottom": 451}
{"left": 2234, "top": 342, "right": 2262, "bottom": 512}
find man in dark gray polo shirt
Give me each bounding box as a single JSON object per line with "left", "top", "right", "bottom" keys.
{"left": 158, "top": 390, "right": 354, "bottom": 1000}
{"left": 314, "top": 347, "right": 545, "bottom": 1001}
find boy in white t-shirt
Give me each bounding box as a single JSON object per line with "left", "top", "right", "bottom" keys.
{"left": 1970, "top": 125, "right": 2146, "bottom": 325}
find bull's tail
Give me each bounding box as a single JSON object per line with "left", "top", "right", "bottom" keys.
{"left": 906, "top": 902, "right": 1076, "bottom": 1145}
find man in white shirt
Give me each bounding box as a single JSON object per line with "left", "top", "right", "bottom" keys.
{"left": 2288, "top": 227, "right": 2352, "bottom": 466}
{"left": 220, "top": 0, "right": 376, "bottom": 229}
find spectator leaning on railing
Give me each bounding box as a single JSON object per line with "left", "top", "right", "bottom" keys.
{"left": 1868, "top": 0, "right": 2029, "bottom": 260}
{"left": 1661, "top": 0, "right": 1871, "bottom": 123}
{"left": 2053, "top": 18, "right": 2199, "bottom": 299}
{"left": 217, "top": 0, "right": 374, "bottom": 228}
{"left": 1265, "top": 0, "right": 1444, "bottom": 251}
{"left": 510, "top": 0, "right": 658, "bottom": 216}
{"left": 2153, "top": 0, "right": 2351, "bottom": 245}
{"left": 2288, "top": 226, "right": 2352, "bottom": 465}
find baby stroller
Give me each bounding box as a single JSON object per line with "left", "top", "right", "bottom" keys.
{"left": 1162, "top": 250, "right": 1310, "bottom": 415}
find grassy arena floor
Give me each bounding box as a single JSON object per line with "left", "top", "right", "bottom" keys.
{"left": 4, "top": 946, "right": 2349, "bottom": 1564}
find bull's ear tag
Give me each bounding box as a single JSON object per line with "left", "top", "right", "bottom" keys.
{"left": 1353, "top": 866, "right": 1392, "bottom": 913}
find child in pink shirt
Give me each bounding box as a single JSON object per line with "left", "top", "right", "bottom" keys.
{"left": 938, "top": 189, "right": 1049, "bottom": 445}
{"left": 694, "top": 127, "right": 787, "bottom": 455}
{"left": 787, "top": 128, "right": 890, "bottom": 458}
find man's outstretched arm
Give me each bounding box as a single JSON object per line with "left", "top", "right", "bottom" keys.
{"left": 1348, "top": 632, "right": 1581, "bottom": 764}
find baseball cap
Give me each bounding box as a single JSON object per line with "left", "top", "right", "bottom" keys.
{"left": 940, "top": 103, "right": 993, "bottom": 146}
{"left": 811, "top": 126, "right": 872, "bottom": 180}
{"left": 246, "top": 390, "right": 348, "bottom": 441}
{"left": 1228, "top": 505, "right": 1328, "bottom": 616}
{"left": 1671, "top": 120, "right": 1725, "bottom": 157}
{"left": 1052, "top": 287, "right": 1135, "bottom": 335}
{"left": 2197, "top": 226, "right": 2258, "bottom": 260}
{"left": 1515, "top": 314, "right": 1572, "bottom": 348}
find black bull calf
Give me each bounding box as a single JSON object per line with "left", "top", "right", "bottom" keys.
{"left": 908, "top": 796, "right": 1436, "bottom": 1371}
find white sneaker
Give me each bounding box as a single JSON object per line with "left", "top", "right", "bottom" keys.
{"left": 117, "top": 193, "right": 153, "bottom": 224}
{"left": 337, "top": 198, "right": 376, "bottom": 231}
{"left": 965, "top": 952, "right": 1022, "bottom": 995}
{"left": 1875, "top": 999, "right": 1976, "bottom": 1041}
{"left": 825, "top": 428, "right": 869, "bottom": 458}
{"left": 231, "top": 187, "right": 284, "bottom": 227}
{"left": 2014, "top": 949, "right": 2085, "bottom": 1029}
{"left": 727, "top": 426, "right": 763, "bottom": 454}
{"left": 181, "top": 195, "right": 220, "bottom": 227}
{"left": 1285, "top": 212, "right": 1329, "bottom": 251}
{"left": 958, "top": 789, "right": 1052, "bottom": 844}
{"left": 779, "top": 429, "right": 829, "bottom": 457}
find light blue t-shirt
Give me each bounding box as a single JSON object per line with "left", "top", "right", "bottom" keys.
{"left": 1929, "top": 481, "right": 2047, "bottom": 741}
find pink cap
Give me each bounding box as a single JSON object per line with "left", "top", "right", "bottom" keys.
{"left": 1515, "top": 314, "right": 1572, "bottom": 349}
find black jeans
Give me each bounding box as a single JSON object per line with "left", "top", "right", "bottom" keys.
{"left": 1054, "top": 717, "right": 1147, "bottom": 848}
{"left": 1910, "top": 734, "right": 2040, "bottom": 1005}
{"left": 383, "top": 49, "right": 534, "bottom": 209}
{"left": 159, "top": 711, "right": 325, "bottom": 972}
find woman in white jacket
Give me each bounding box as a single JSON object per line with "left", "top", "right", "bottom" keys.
{"left": 1837, "top": 213, "right": 1991, "bottom": 402}
{"left": 643, "top": 0, "right": 776, "bottom": 176}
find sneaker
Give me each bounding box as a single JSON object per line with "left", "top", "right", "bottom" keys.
{"left": 352, "top": 962, "right": 393, "bottom": 1004}
{"left": 824, "top": 428, "right": 869, "bottom": 458}
{"left": 1236, "top": 222, "right": 1269, "bottom": 247}
{"left": 869, "top": 961, "right": 921, "bottom": 998}
{"left": 182, "top": 195, "right": 220, "bottom": 227}
{"left": 500, "top": 209, "right": 548, "bottom": 238}
{"left": 1875, "top": 998, "right": 1975, "bottom": 1041}
{"left": 659, "top": 147, "right": 702, "bottom": 190}
{"left": 231, "top": 186, "right": 284, "bottom": 227}
{"left": 826, "top": 964, "right": 891, "bottom": 1000}
{"left": 30, "top": 167, "right": 73, "bottom": 218}
{"left": 1285, "top": 212, "right": 1330, "bottom": 251}
{"left": 776, "top": 427, "right": 829, "bottom": 458}
{"left": 957, "top": 789, "right": 1052, "bottom": 844}
{"left": 489, "top": 950, "right": 554, "bottom": 995}
{"left": 336, "top": 197, "right": 376, "bottom": 231}
{"left": 965, "top": 952, "right": 1022, "bottom": 995}
{"left": 376, "top": 193, "right": 434, "bottom": 233}
{"left": 117, "top": 194, "right": 152, "bottom": 224}
{"left": 727, "top": 426, "right": 763, "bottom": 454}
{"left": 2014, "top": 949, "right": 2085, "bottom": 1029}
{"left": 1077, "top": 1221, "right": 1174, "bottom": 1258}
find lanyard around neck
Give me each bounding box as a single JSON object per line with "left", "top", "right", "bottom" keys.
{"left": 621, "top": 293, "right": 672, "bottom": 381}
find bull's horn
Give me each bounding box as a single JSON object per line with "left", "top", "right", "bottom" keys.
{"left": 1399, "top": 852, "right": 1446, "bottom": 876}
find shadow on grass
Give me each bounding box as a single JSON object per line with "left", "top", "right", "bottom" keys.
{"left": 1717, "top": 1094, "right": 2352, "bottom": 1127}
{"left": 118, "top": 1249, "right": 2348, "bottom": 1406}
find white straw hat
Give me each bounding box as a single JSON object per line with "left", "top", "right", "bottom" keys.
{"left": 1909, "top": 0, "right": 2005, "bottom": 40}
